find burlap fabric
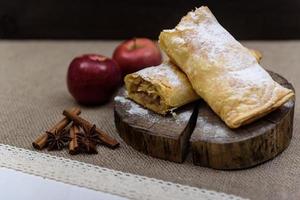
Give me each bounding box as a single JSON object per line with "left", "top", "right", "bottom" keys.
{"left": 0, "top": 40, "right": 299, "bottom": 200}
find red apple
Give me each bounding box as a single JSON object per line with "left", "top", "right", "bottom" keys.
{"left": 113, "top": 38, "right": 162, "bottom": 76}
{"left": 67, "top": 54, "right": 121, "bottom": 105}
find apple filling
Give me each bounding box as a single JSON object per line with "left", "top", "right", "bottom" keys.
{"left": 127, "top": 77, "right": 170, "bottom": 114}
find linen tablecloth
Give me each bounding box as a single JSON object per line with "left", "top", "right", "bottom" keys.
{"left": 0, "top": 40, "right": 299, "bottom": 200}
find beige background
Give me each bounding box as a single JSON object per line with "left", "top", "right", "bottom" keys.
{"left": 0, "top": 40, "right": 299, "bottom": 200}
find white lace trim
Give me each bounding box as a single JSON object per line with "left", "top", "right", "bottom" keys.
{"left": 0, "top": 144, "right": 247, "bottom": 200}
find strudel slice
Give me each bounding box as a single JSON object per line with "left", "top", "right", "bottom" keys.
{"left": 159, "top": 6, "right": 294, "bottom": 128}
{"left": 124, "top": 62, "right": 199, "bottom": 114}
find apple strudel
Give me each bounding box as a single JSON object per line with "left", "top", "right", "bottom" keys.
{"left": 124, "top": 62, "right": 199, "bottom": 114}
{"left": 159, "top": 6, "right": 294, "bottom": 128}
{"left": 125, "top": 49, "right": 262, "bottom": 115}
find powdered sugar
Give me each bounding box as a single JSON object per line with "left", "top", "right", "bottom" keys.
{"left": 114, "top": 95, "right": 192, "bottom": 123}
{"left": 171, "top": 37, "right": 185, "bottom": 45}
{"left": 114, "top": 96, "right": 127, "bottom": 104}
{"left": 114, "top": 96, "right": 149, "bottom": 116}
{"left": 197, "top": 117, "right": 229, "bottom": 138}
{"left": 229, "top": 64, "right": 271, "bottom": 85}
{"left": 136, "top": 63, "right": 182, "bottom": 86}
{"left": 175, "top": 110, "right": 193, "bottom": 123}
{"left": 175, "top": 6, "right": 257, "bottom": 70}
{"left": 128, "top": 104, "right": 149, "bottom": 115}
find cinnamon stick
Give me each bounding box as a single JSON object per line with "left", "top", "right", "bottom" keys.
{"left": 69, "top": 123, "right": 80, "bottom": 155}
{"left": 62, "top": 110, "right": 119, "bottom": 149}
{"left": 32, "top": 107, "right": 81, "bottom": 150}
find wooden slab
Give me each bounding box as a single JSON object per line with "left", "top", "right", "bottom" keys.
{"left": 114, "top": 88, "right": 198, "bottom": 163}
{"left": 114, "top": 71, "right": 294, "bottom": 169}
{"left": 190, "top": 71, "right": 295, "bottom": 169}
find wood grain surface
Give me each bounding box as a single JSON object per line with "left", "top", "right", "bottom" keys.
{"left": 114, "top": 88, "right": 198, "bottom": 163}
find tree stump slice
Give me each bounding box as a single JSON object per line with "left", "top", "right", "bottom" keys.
{"left": 114, "top": 88, "right": 198, "bottom": 163}
{"left": 190, "top": 71, "right": 295, "bottom": 169}
{"left": 114, "top": 71, "right": 294, "bottom": 169}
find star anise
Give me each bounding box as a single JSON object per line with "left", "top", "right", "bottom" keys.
{"left": 76, "top": 124, "right": 99, "bottom": 154}
{"left": 82, "top": 124, "right": 102, "bottom": 144}
{"left": 46, "top": 129, "right": 70, "bottom": 151}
